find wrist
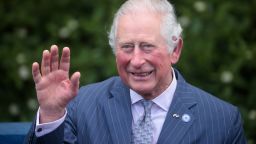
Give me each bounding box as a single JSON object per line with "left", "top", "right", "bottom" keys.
{"left": 39, "top": 107, "right": 66, "bottom": 123}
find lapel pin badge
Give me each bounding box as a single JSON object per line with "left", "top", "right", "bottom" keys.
{"left": 181, "top": 114, "right": 191, "bottom": 122}
{"left": 172, "top": 113, "right": 180, "bottom": 118}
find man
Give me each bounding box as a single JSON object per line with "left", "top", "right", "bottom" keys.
{"left": 25, "top": 0, "right": 247, "bottom": 143}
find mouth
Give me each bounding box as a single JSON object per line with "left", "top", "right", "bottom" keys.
{"left": 130, "top": 71, "right": 154, "bottom": 79}
{"left": 132, "top": 71, "right": 152, "bottom": 76}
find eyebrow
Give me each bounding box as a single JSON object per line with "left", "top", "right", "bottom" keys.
{"left": 117, "top": 39, "right": 156, "bottom": 44}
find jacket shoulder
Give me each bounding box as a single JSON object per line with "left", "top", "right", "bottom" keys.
{"left": 188, "top": 83, "right": 237, "bottom": 111}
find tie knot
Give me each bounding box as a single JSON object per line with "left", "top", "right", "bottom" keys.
{"left": 141, "top": 100, "right": 153, "bottom": 114}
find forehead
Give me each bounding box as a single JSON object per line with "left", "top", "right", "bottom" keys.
{"left": 116, "top": 12, "right": 163, "bottom": 43}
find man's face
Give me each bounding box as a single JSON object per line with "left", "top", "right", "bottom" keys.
{"left": 115, "top": 12, "right": 179, "bottom": 99}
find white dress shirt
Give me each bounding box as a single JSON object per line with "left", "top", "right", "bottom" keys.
{"left": 35, "top": 70, "right": 177, "bottom": 143}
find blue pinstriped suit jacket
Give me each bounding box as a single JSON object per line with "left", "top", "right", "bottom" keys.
{"left": 25, "top": 70, "right": 247, "bottom": 144}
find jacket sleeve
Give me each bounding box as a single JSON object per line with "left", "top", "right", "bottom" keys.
{"left": 23, "top": 118, "right": 65, "bottom": 144}
{"left": 23, "top": 99, "right": 78, "bottom": 144}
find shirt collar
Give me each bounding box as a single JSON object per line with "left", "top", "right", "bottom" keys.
{"left": 130, "top": 68, "right": 177, "bottom": 111}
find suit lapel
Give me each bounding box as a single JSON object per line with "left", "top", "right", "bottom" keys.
{"left": 157, "top": 70, "right": 197, "bottom": 144}
{"left": 104, "top": 78, "right": 133, "bottom": 144}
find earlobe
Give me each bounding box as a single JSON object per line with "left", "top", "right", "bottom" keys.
{"left": 170, "top": 38, "right": 183, "bottom": 64}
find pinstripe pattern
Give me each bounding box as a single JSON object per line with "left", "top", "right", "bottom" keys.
{"left": 24, "top": 69, "right": 247, "bottom": 144}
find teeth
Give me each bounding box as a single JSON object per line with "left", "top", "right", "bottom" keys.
{"left": 132, "top": 72, "right": 152, "bottom": 76}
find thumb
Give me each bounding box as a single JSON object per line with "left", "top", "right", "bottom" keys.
{"left": 70, "top": 72, "right": 80, "bottom": 96}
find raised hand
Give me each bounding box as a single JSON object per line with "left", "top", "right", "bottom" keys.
{"left": 32, "top": 45, "right": 80, "bottom": 123}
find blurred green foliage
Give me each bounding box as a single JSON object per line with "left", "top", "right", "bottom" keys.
{"left": 0, "top": 0, "right": 255, "bottom": 142}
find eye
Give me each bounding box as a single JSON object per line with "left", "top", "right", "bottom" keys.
{"left": 121, "top": 44, "right": 133, "bottom": 49}
{"left": 141, "top": 43, "right": 154, "bottom": 52}
{"left": 143, "top": 44, "right": 153, "bottom": 48}
{"left": 120, "top": 44, "right": 134, "bottom": 53}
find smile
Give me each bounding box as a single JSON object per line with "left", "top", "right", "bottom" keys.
{"left": 131, "top": 71, "right": 153, "bottom": 77}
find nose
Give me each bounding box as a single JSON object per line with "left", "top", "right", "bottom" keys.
{"left": 130, "top": 48, "right": 145, "bottom": 68}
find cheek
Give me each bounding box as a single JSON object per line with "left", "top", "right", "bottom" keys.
{"left": 147, "top": 53, "right": 172, "bottom": 72}
{"left": 149, "top": 52, "right": 171, "bottom": 63}
{"left": 116, "top": 53, "right": 129, "bottom": 70}
{"left": 116, "top": 54, "right": 130, "bottom": 84}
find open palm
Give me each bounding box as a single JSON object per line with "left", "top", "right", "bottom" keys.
{"left": 32, "top": 45, "right": 80, "bottom": 123}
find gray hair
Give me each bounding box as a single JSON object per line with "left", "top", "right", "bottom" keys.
{"left": 108, "top": 0, "right": 182, "bottom": 54}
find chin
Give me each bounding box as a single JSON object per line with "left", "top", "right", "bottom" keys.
{"left": 131, "top": 85, "right": 155, "bottom": 96}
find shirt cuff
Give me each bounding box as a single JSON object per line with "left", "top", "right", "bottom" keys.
{"left": 35, "top": 107, "right": 67, "bottom": 137}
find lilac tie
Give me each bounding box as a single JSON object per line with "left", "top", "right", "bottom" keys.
{"left": 132, "top": 100, "right": 153, "bottom": 144}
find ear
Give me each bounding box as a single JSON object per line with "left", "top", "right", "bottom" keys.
{"left": 170, "top": 38, "right": 183, "bottom": 64}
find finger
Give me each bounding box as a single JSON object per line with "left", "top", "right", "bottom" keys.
{"left": 59, "top": 47, "right": 70, "bottom": 73}
{"left": 50, "top": 45, "right": 59, "bottom": 71}
{"left": 41, "top": 50, "right": 51, "bottom": 76}
{"left": 70, "top": 72, "right": 80, "bottom": 96}
{"left": 32, "top": 62, "right": 42, "bottom": 84}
